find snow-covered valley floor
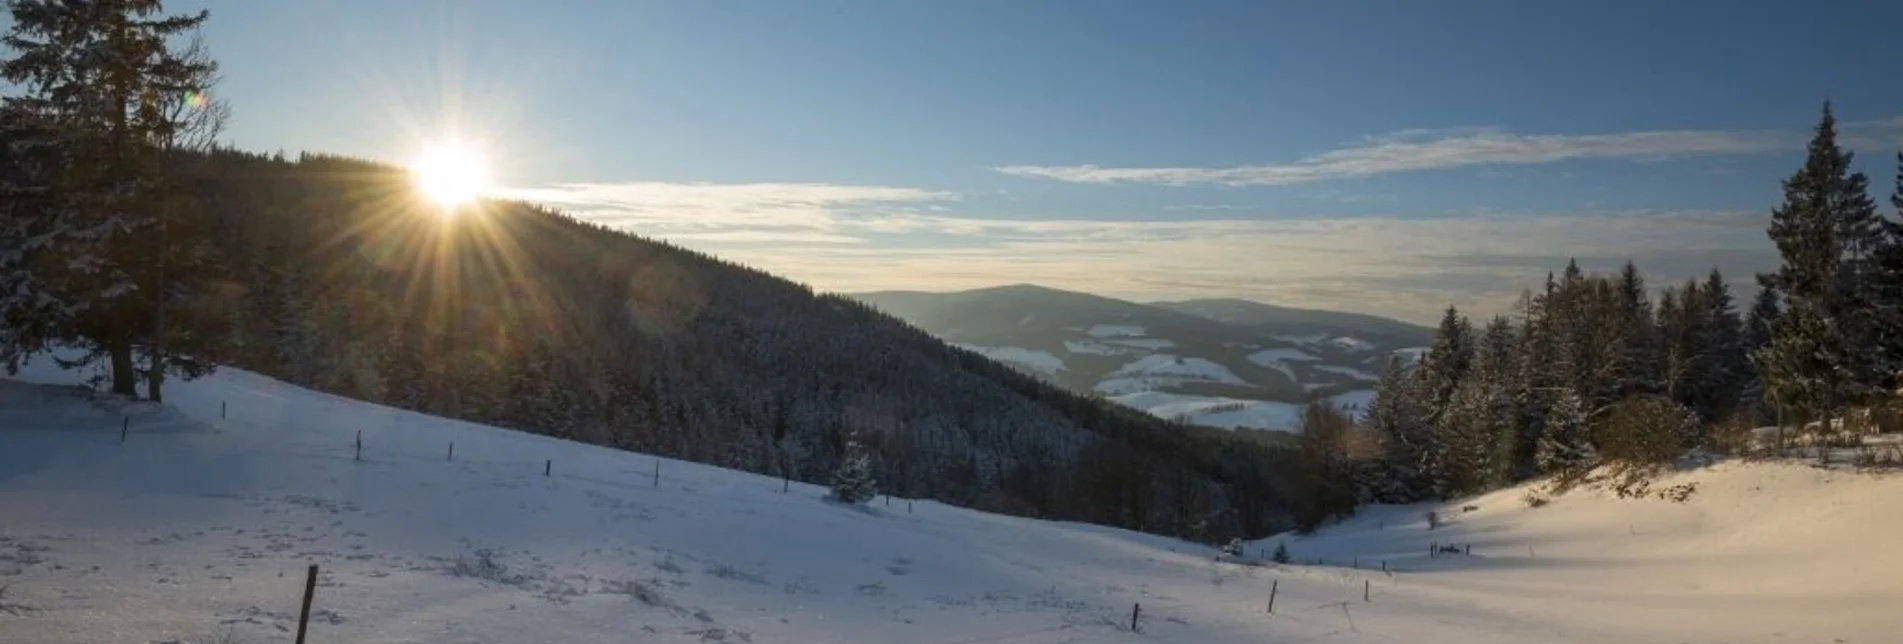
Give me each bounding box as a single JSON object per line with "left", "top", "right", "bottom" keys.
{"left": 2, "top": 361, "right": 1899, "bottom": 643}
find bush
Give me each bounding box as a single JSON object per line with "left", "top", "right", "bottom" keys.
{"left": 1270, "top": 542, "right": 1291, "bottom": 564}
{"left": 1522, "top": 490, "right": 1549, "bottom": 508}
{"left": 1708, "top": 410, "right": 1758, "bottom": 456}
{"left": 1595, "top": 395, "right": 1697, "bottom": 465}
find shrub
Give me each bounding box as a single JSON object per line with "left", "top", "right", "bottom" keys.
{"left": 1595, "top": 395, "right": 1697, "bottom": 465}
{"left": 1270, "top": 542, "right": 1291, "bottom": 564}
{"left": 1522, "top": 490, "right": 1549, "bottom": 508}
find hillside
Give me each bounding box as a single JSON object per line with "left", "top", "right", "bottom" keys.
{"left": 850, "top": 285, "right": 1426, "bottom": 432}
{"left": 3, "top": 363, "right": 1894, "bottom": 643}
{"left": 7, "top": 150, "right": 1306, "bottom": 542}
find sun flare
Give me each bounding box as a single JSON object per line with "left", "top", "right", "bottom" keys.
{"left": 410, "top": 140, "right": 492, "bottom": 209}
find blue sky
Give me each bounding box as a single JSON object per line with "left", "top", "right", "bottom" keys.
{"left": 142, "top": 1, "right": 1903, "bottom": 321}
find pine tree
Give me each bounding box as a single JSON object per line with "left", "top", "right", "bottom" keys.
{"left": 1699, "top": 270, "right": 1748, "bottom": 423}
{"left": 0, "top": 0, "right": 216, "bottom": 396}
{"left": 1614, "top": 262, "right": 1661, "bottom": 398}
{"left": 829, "top": 439, "right": 878, "bottom": 505}
{"left": 1869, "top": 153, "right": 1903, "bottom": 390}
{"left": 1363, "top": 355, "right": 1430, "bottom": 501}
{"left": 1755, "top": 102, "right": 1870, "bottom": 428}
{"left": 1511, "top": 278, "right": 1560, "bottom": 479}
{"left": 1741, "top": 279, "right": 1780, "bottom": 422}
{"left": 1535, "top": 389, "right": 1596, "bottom": 475}
{"left": 1271, "top": 541, "right": 1291, "bottom": 564}
{"left": 1419, "top": 306, "right": 1476, "bottom": 424}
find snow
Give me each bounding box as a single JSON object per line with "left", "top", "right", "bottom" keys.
{"left": 1254, "top": 460, "right": 1903, "bottom": 643}
{"left": 951, "top": 343, "right": 1065, "bottom": 375}
{"left": 1392, "top": 347, "right": 1429, "bottom": 364}
{"left": 4, "top": 358, "right": 1898, "bottom": 643}
{"left": 1272, "top": 333, "right": 1329, "bottom": 345}
{"left": 1085, "top": 324, "right": 1146, "bottom": 338}
{"left": 1062, "top": 339, "right": 1138, "bottom": 356}
{"left": 1327, "top": 336, "right": 1376, "bottom": 352}
{"left": 1313, "top": 364, "right": 1378, "bottom": 381}
{"left": 1106, "top": 355, "right": 1246, "bottom": 385}
{"left": 1327, "top": 389, "right": 1376, "bottom": 419}
{"left": 1107, "top": 391, "right": 1303, "bottom": 432}
{"left": 1246, "top": 347, "right": 1319, "bottom": 365}
{"left": 1106, "top": 338, "right": 1175, "bottom": 350}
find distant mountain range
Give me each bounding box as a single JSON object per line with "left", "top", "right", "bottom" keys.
{"left": 851, "top": 284, "right": 1433, "bottom": 434}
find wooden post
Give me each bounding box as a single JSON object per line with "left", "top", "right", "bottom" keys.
{"left": 1465, "top": 543, "right": 1471, "bottom": 555}
{"left": 1353, "top": 555, "right": 1359, "bottom": 569}
{"left": 781, "top": 473, "right": 789, "bottom": 494}
{"left": 293, "top": 564, "right": 318, "bottom": 644}
{"left": 1130, "top": 603, "right": 1140, "bottom": 632}
{"left": 1381, "top": 560, "right": 1387, "bottom": 573}
{"left": 355, "top": 430, "right": 362, "bottom": 461}
{"left": 1267, "top": 579, "right": 1278, "bottom": 614}
{"left": 1430, "top": 542, "right": 1436, "bottom": 558}
{"left": 1364, "top": 579, "right": 1370, "bottom": 602}
{"left": 907, "top": 501, "right": 913, "bottom": 514}
{"left": 120, "top": 417, "right": 128, "bottom": 444}
{"left": 448, "top": 442, "right": 454, "bottom": 461}
{"left": 221, "top": 400, "right": 227, "bottom": 420}
{"left": 545, "top": 459, "right": 552, "bottom": 477}
{"left": 653, "top": 460, "right": 660, "bottom": 488}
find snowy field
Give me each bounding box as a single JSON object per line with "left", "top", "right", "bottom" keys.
{"left": 3, "top": 361, "right": 1899, "bottom": 643}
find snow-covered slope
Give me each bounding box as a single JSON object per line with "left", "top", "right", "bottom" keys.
{"left": 1256, "top": 461, "right": 1903, "bottom": 643}
{"left": 1, "top": 363, "right": 1895, "bottom": 643}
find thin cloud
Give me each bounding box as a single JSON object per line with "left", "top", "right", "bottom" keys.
{"left": 995, "top": 125, "right": 1812, "bottom": 187}
{"left": 501, "top": 179, "right": 1781, "bottom": 323}
{"left": 496, "top": 181, "right": 958, "bottom": 230}
{"left": 672, "top": 209, "right": 1777, "bottom": 324}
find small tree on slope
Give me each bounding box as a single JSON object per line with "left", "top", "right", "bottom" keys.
{"left": 829, "top": 439, "right": 877, "bottom": 505}
{"left": 1536, "top": 389, "right": 1596, "bottom": 476}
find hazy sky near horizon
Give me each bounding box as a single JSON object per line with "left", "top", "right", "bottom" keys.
{"left": 104, "top": 1, "right": 1903, "bottom": 322}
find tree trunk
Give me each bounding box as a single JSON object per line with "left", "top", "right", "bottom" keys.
{"left": 109, "top": 338, "right": 138, "bottom": 398}
{"left": 146, "top": 200, "right": 168, "bottom": 403}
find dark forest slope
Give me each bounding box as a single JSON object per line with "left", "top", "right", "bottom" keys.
{"left": 152, "top": 150, "right": 1307, "bottom": 541}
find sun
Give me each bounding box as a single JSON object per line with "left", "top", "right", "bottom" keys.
{"left": 409, "top": 140, "right": 492, "bottom": 209}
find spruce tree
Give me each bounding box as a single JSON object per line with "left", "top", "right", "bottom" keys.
{"left": 1363, "top": 355, "right": 1430, "bottom": 501}
{"left": 1535, "top": 389, "right": 1596, "bottom": 475}
{"left": 1869, "top": 153, "right": 1903, "bottom": 390}
{"left": 1695, "top": 270, "right": 1748, "bottom": 424}
{"left": 1741, "top": 279, "right": 1780, "bottom": 422}
{"left": 829, "top": 439, "right": 878, "bottom": 505}
{"left": 1614, "top": 262, "right": 1661, "bottom": 398}
{"left": 1755, "top": 102, "right": 1870, "bottom": 428}
{"left": 0, "top": 0, "right": 217, "bottom": 396}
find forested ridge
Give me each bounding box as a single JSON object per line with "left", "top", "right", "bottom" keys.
{"left": 7, "top": 142, "right": 1315, "bottom": 542}
{"left": 1287, "top": 103, "right": 1903, "bottom": 528}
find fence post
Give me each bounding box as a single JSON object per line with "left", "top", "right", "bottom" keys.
{"left": 1430, "top": 542, "right": 1436, "bottom": 558}
{"left": 355, "top": 430, "right": 362, "bottom": 461}
{"left": 1353, "top": 555, "right": 1359, "bottom": 569}
{"left": 1465, "top": 543, "right": 1471, "bottom": 555}
{"left": 221, "top": 400, "right": 227, "bottom": 420}
{"left": 653, "top": 460, "right": 660, "bottom": 488}
{"left": 545, "top": 459, "right": 552, "bottom": 477}
{"left": 294, "top": 564, "right": 318, "bottom": 644}
{"left": 1131, "top": 603, "right": 1140, "bottom": 632}
{"left": 120, "top": 417, "right": 128, "bottom": 444}
{"left": 1268, "top": 579, "right": 1278, "bottom": 614}
{"left": 448, "top": 442, "right": 454, "bottom": 461}
{"left": 1381, "top": 559, "right": 1387, "bottom": 573}
{"left": 1364, "top": 579, "right": 1370, "bottom": 602}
